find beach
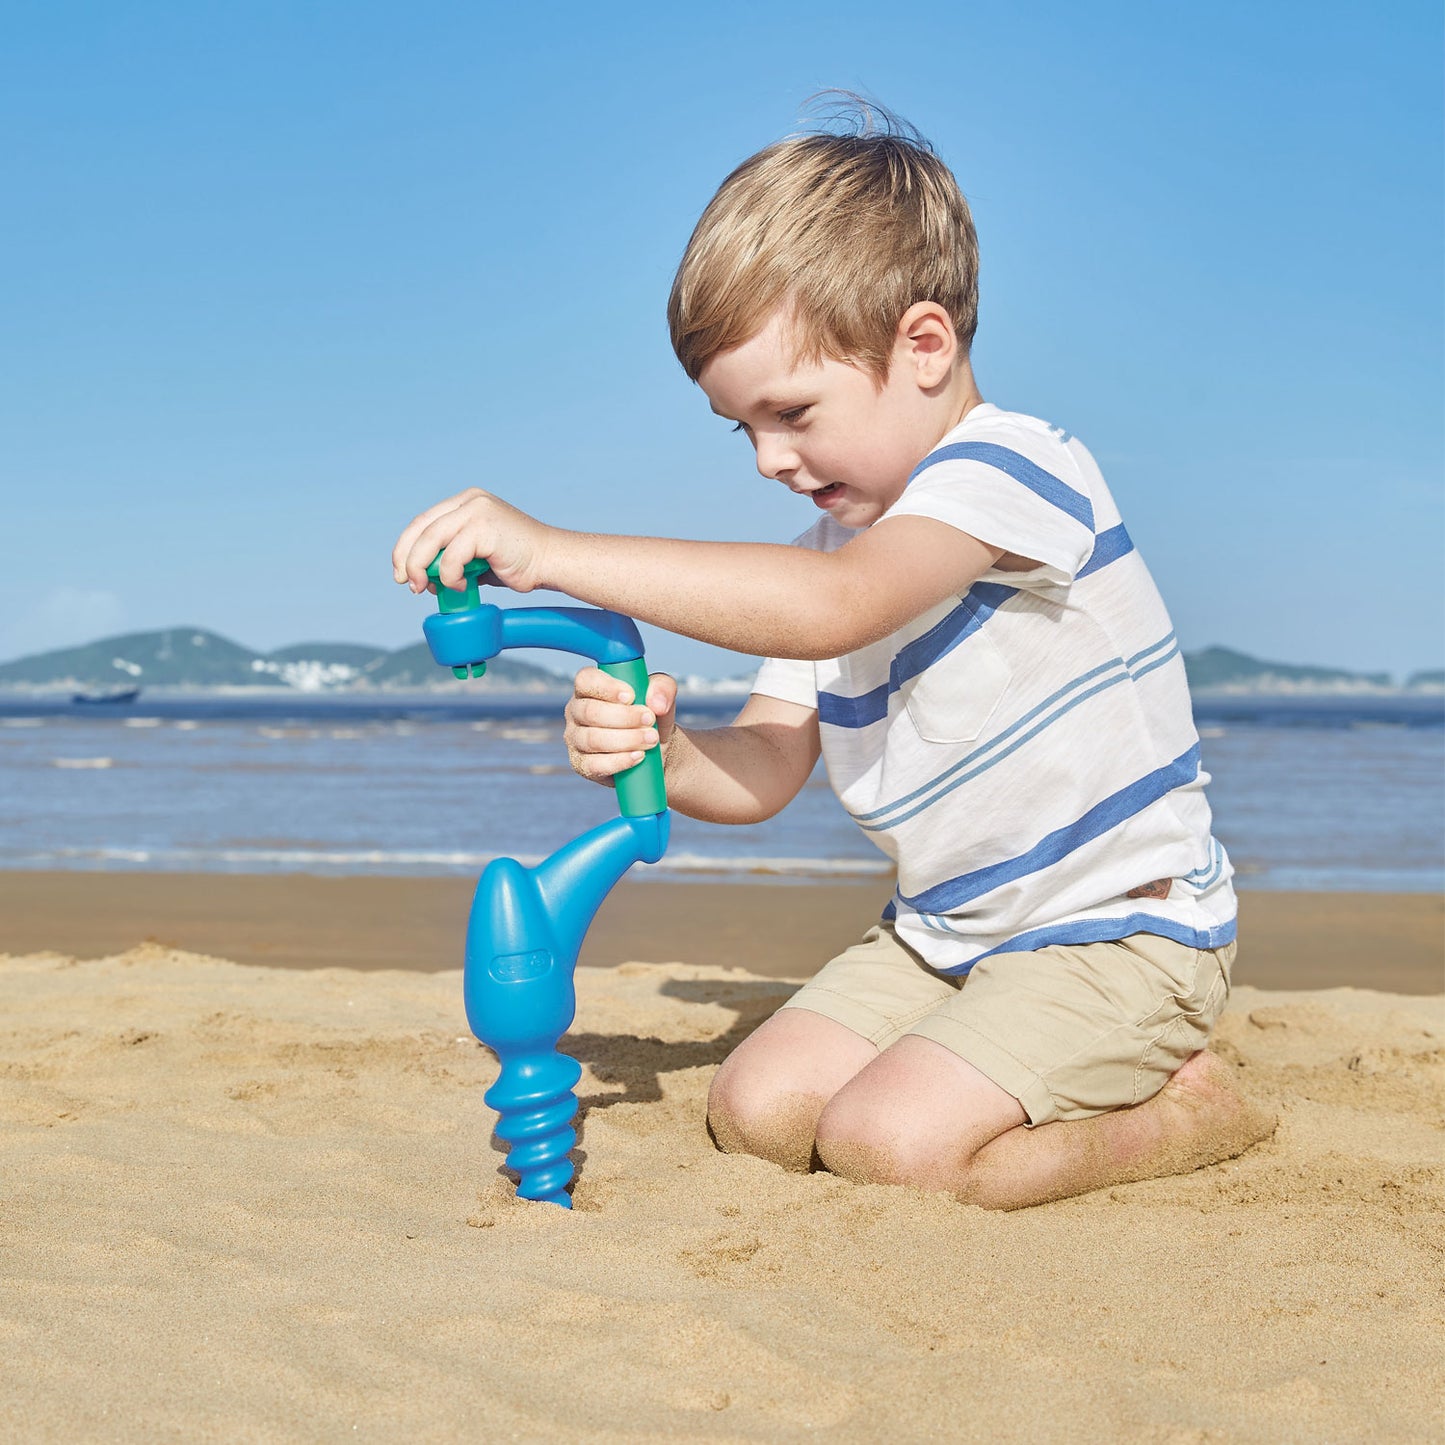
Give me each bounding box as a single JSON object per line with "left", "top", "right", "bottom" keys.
{"left": 1, "top": 879, "right": 1441, "bottom": 1441}
{"left": 0, "top": 872, "right": 1440, "bottom": 991}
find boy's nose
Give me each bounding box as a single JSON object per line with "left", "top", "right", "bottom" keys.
{"left": 754, "top": 434, "right": 798, "bottom": 483}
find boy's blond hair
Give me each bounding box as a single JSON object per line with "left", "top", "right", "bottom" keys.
{"left": 668, "top": 100, "right": 979, "bottom": 384}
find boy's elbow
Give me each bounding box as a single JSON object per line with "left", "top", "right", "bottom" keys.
{"left": 742, "top": 788, "right": 792, "bottom": 824}
{"left": 788, "top": 639, "right": 846, "bottom": 663}
{"left": 785, "top": 595, "right": 869, "bottom": 660}
{"left": 793, "top": 561, "right": 898, "bottom": 659}
{"left": 795, "top": 611, "right": 889, "bottom": 660}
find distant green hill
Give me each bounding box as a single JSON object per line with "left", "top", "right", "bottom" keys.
{"left": 1183, "top": 646, "right": 1391, "bottom": 691}
{"left": 267, "top": 642, "right": 388, "bottom": 667}
{"left": 358, "top": 642, "right": 564, "bottom": 690}
{"left": 0, "top": 628, "right": 565, "bottom": 692}
{"left": 0, "top": 629, "right": 262, "bottom": 688}
{"left": 1406, "top": 668, "right": 1444, "bottom": 690}
{"left": 0, "top": 629, "right": 1424, "bottom": 695}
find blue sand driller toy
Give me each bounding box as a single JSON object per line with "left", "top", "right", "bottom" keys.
{"left": 421, "top": 555, "right": 670, "bottom": 1208}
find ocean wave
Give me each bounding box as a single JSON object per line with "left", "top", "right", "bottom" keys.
{"left": 0, "top": 843, "right": 1433, "bottom": 892}
{"left": 15, "top": 843, "right": 892, "bottom": 880}
{"left": 638, "top": 852, "right": 892, "bottom": 879}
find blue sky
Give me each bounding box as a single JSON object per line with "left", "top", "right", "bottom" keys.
{"left": 2, "top": 1, "right": 1440, "bottom": 681}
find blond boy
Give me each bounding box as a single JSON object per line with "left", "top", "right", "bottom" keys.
{"left": 392, "top": 108, "right": 1273, "bottom": 1209}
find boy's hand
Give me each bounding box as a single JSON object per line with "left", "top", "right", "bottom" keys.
{"left": 565, "top": 667, "right": 677, "bottom": 785}
{"left": 392, "top": 487, "right": 553, "bottom": 594}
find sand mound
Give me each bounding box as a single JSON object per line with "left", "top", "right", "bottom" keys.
{"left": 2, "top": 947, "right": 1441, "bottom": 1442}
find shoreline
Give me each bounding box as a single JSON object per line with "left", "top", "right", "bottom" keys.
{"left": 0, "top": 870, "right": 1439, "bottom": 994}
{"left": 2, "top": 682, "right": 1441, "bottom": 698}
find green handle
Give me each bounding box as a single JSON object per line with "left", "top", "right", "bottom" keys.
{"left": 425, "top": 556, "right": 491, "bottom": 613}
{"left": 600, "top": 658, "right": 667, "bottom": 818}
{"left": 426, "top": 556, "right": 492, "bottom": 678}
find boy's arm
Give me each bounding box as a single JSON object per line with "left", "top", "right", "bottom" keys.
{"left": 566, "top": 666, "right": 819, "bottom": 825}
{"left": 394, "top": 489, "right": 1004, "bottom": 661}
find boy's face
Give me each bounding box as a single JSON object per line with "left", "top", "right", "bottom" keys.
{"left": 699, "top": 309, "right": 949, "bottom": 530}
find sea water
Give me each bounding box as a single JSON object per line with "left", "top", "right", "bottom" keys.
{"left": 0, "top": 692, "right": 1440, "bottom": 892}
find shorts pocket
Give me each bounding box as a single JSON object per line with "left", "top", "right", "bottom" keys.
{"left": 1131, "top": 952, "right": 1228, "bottom": 1104}
{"left": 903, "top": 628, "right": 1012, "bottom": 745}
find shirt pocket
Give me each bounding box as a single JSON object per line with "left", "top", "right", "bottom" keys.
{"left": 902, "top": 629, "right": 1012, "bottom": 745}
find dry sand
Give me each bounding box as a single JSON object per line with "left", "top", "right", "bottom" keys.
{"left": 2, "top": 934, "right": 1442, "bottom": 1442}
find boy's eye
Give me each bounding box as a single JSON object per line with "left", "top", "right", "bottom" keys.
{"left": 731, "top": 421, "right": 749, "bottom": 434}
{"left": 779, "top": 406, "right": 810, "bottom": 425}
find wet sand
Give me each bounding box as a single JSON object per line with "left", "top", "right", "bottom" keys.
{"left": 0, "top": 871, "right": 1439, "bottom": 992}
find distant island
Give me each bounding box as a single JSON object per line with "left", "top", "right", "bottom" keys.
{"left": 0, "top": 628, "right": 1439, "bottom": 697}
{"left": 0, "top": 629, "right": 564, "bottom": 694}
{"left": 1182, "top": 647, "right": 1441, "bottom": 695}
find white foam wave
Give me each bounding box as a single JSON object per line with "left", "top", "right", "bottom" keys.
{"left": 33, "top": 844, "right": 890, "bottom": 879}
{"left": 46, "top": 845, "right": 521, "bottom": 869}
{"left": 637, "top": 852, "right": 891, "bottom": 878}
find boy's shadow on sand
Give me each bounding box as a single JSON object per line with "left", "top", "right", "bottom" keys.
{"left": 485, "top": 976, "right": 800, "bottom": 1176}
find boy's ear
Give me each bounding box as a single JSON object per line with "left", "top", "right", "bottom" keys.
{"left": 896, "top": 301, "right": 957, "bottom": 389}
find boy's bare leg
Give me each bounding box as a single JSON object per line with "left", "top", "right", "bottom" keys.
{"left": 811, "top": 1037, "right": 1276, "bottom": 1210}
{"left": 707, "top": 1010, "right": 877, "bottom": 1171}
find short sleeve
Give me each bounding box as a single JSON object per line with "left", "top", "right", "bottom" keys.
{"left": 751, "top": 655, "right": 817, "bottom": 709}
{"left": 885, "top": 436, "right": 1096, "bottom": 585}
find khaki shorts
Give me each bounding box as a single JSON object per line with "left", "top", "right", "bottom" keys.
{"left": 781, "top": 922, "right": 1236, "bottom": 1126}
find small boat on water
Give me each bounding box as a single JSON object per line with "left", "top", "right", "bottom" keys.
{"left": 72, "top": 685, "right": 143, "bottom": 705}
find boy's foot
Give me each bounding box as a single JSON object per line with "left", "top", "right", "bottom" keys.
{"left": 955, "top": 1047, "right": 1278, "bottom": 1209}
{"left": 1115, "top": 1048, "right": 1278, "bottom": 1186}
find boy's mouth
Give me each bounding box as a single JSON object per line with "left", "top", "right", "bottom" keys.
{"left": 812, "top": 482, "right": 843, "bottom": 508}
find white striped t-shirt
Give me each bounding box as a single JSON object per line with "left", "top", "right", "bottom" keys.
{"left": 752, "top": 402, "right": 1237, "bottom": 974}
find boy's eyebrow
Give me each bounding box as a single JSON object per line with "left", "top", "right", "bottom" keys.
{"left": 710, "top": 396, "right": 796, "bottom": 420}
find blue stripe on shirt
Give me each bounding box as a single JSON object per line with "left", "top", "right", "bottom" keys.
{"left": 897, "top": 743, "right": 1204, "bottom": 914}
{"left": 817, "top": 582, "right": 1018, "bottom": 730}
{"left": 857, "top": 665, "right": 1134, "bottom": 832}
{"left": 1127, "top": 631, "right": 1176, "bottom": 669}
{"left": 1131, "top": 642, "right": 1181, "bottom": 682}
{"left": 815, "top": 530, "right": 1148, "bottom": 735}
{"left": 1077, "top": 523, "right": 1134, "bottom": 578}
{"left": 850, "top": 653, "right": 1129, "bottom": 823}
{"left": 852, "top": 629, "right": 1179, "bottom": 833}
{"left": 922, "top": 911, "right": 1239, "bottom": 976}
{"left": 1185, "top": 847, "right": 1218, "bottom": 883}
{"left": 909, "top": 442, "right": 1095, "bottom": 530}
{"left": 1184, "top": 839, "right": 1226, "bottom": 891}
{"left": 816, "top": 679, "right": 891, "bottom": 730}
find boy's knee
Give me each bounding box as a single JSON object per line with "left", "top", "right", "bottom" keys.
{"left": 705, "top": 1062, "right": 826, "bottom": 1173}
{"left": 814, "top": 1092, "right": 936, "bottom": 1184}
{"left": 813, "top": 1090, "right": 971, "bottom": 1193}
{"left": 705, "top": 1007, "right": 878, "bottom": 1172}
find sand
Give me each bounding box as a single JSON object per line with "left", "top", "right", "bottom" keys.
{"left": 2, "top": 926, "right": 1442, "bottom": 1441}
{"left": 0, "top": 873, "right": 1440, "bottom": 991}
